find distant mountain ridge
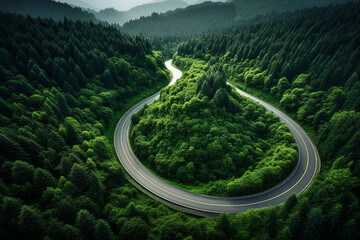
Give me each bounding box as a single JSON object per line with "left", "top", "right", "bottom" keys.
{"left": 56, "top": 0, "right": 99, "bottom": 11}
{"left": 128, "top": 0, "right": 188, "bottom": 17}
{"left": 0, "top": 0, "right": 101, "bottom": 23}
{"left": 123, "top": 0, "right": 358, "bottom": 35}
{"left": 232, "top": 0, "right": 358, "bottom": 20}
{"left": 123, "top": 1, "right": 237, "bottom": 34}
{"left": 93, "top": 0, "right": 189, "bottom": 25}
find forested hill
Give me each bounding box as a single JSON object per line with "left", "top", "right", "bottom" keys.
{"left": 123, "top": 1, "right": 237, "bottom": 35}
{"left": 126, "top": 0, "right": 189, "bottom": 21}
{"left": 178, "top": 1, "right": 360, "bottom": 98}
{"left": 92, "top": 0, "right": 189, "bottom": 26}
{"left": 0, "top": 0, "right": 101, "bottom": 23}
{"left": 0, "top": 12, "right": 171, "bottom": 239}
{"left": 122, "top": 0, "right": 356, "bottom": 35}
{"left": 232, "top": 0, "right": 356, "bottom": 20}
{"left": 174, "top": 2, "right": 360, "bottom": 238}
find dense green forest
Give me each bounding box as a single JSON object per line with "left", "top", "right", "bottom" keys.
{"left": 147, "top": 34, "right": 196, "bottom": 60}
{"left": 0, "top": 13, "right": 176, "bottom": 240}
{"left": 123, "top": 2, "right": 237, "bottom": 35}
{"left": 1, "top": 1, "right": 360, "bottom": 240}
{"left": 131, "top": 58, "right": 298, "bottom": 196}
{"left": 174, "top": 1, "right": 360, "bottom": 238}
{"left": 122, "top": 0, "right": 354, "bottom": 36}
{"left": 177, "top": 1, "right": 360, "bottom": 133}
{"left": 0, "top": 0, "right": 102, "bottom": 23}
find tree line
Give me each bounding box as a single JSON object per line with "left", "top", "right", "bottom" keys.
{"left": 123, "top": 2, "right": 237, "bottom": 35}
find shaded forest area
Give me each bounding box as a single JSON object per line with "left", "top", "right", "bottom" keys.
{"left": 0, "top": 13, "right": 174, "bottom": 240}
{"left": 131, "top": 58, "right": 298, "bottom": 196}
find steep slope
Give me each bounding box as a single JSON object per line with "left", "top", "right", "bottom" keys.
{"left": 0, "top": 0, "right": 101, "bottom": 22}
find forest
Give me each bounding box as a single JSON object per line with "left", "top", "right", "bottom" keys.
{"left": 123, "top": 2, "right": 237, "bottom": 35}
{"left": 175, "top": 1, "right": 360, "bottom": 238}
{"left": 0, "top": 0, "right": 360, "bottom": 240}
{"left": 0, "top": 13, "right": 176, "bottom": 240}
{"left": 0, "top": 0, "right": 102, "bottom": 23}
{"left": 131, "top": 58, "right": 298, "bottom": 196}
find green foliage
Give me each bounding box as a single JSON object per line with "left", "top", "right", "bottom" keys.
{"left": 76, "top": 209, "right": 96, "bottom": 239}
{"left": 0, "top": 12, "right": 172, "bottom": 240}
{"left": 11, "top": 160, "right": 35, "bottom": 185}
{"left": 120, "top": 217, "right": 149, "bottom": 240}
{"left": 173, "top": 2, "right": 360, "bottom": 239}
{"left": 1, "top": 2, "right": 360, "bottom": 240}
{"left": 0, "top": 0, "right": 102, "bottom": 23}
{"left": 33, "top": 168, "right": 56, "bottom": 194}
{"left": 18, "top": 205, "right": 44, "bottom": 239}
{"left": 131, "top": 58, "right": 297, "bottom": 196}
{"left": 124, "top": 2, "right": 237, "bottom": 35}
{"left": 95, "top": 219, "right": 114, "bottom": 240}
{"left": 68, "top": 163, "right": 92, "bottom": 193}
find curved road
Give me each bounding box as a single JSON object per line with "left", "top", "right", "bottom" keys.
{"left": 114, "top": 60, "right": 320, "bottom": 214}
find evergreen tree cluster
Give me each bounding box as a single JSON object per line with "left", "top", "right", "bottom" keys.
{"left": 0, "top": 13, "right": 173, "bottom": 240}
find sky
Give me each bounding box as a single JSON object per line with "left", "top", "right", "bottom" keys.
{"left": 57, "top": 0, "right": 228, "bottom": 11}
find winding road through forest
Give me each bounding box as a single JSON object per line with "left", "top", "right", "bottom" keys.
{"left": 114, "top": 60, "right": 320, "bottom": 215}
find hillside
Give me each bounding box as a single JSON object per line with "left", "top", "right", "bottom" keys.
{"left": 55, "top": 0, "right": 99, "bottom": 11}
{"left": 123, "top": 1, "right": 237, "bottom": 34}
{"left": 93, "top": 0, "right": 188, "bottom": 26}
{"left": 94, "top": 8, "right": 130, "bottom": 26}
{"left": 0, "top": 0, "right": 101, "bottom": 22}
{"left": 232, "top": 0, "right": 357, "bottom": 20}
{"left": 175, "top": 1, "right": 360, "bottom": 238}
{"left": 123, "top": 0, "right": 357, "bottom": 35}
{"left": 0, "top": 12, "right": 172, "bottom": 239}
{"left": 127, "top": 0, "right": 188, "bottom": 19}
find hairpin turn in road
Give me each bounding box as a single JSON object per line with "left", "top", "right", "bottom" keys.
{"left": 114, "top": 60, "right": 320, "bottom": 214}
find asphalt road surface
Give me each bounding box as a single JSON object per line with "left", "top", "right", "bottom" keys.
{"left": 114, "top": 60, "right": 320, "bottom": 214}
